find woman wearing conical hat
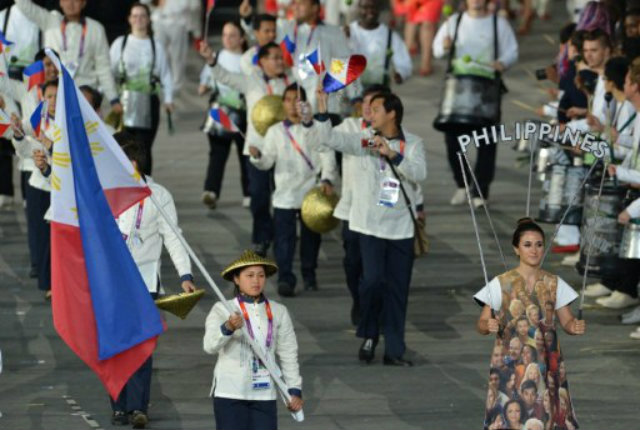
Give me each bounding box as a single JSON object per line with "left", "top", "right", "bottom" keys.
{"left": 203, "top": 250, "right": 303, "bottom": 430}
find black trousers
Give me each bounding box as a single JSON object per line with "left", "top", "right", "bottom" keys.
{"left": 124, "top": 95, "right": 160, "bottom": 176}
{"left": 603, "top": 258, "right": 640, "bottom": 298}
{"left": 342, "top": 221, "right": 362, "bottom": 309}
{"left": 213, "top": 397, "right": 277, "bottom": 430}
{"left": 25, "top": 184, "right": 50, "bottom": 291}
{"left": 0, "top": 138, "right": 14, "bottom": 197}
{"left": 204, "top": 133, "right": 249, "bottom": 197}
{"left": 248, "top": 163, "right": 274, "bottom": 246}
{"left": 110, "top": 356, "right": 153, "bottom": 413}
{"left": 444, "top": 129, "right": 498, "bottom": 198}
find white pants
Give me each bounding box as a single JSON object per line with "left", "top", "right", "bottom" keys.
{"left": 154, "top": 21, "right": 189, "bottom": 92}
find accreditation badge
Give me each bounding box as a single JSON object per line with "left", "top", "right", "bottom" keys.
{"left": 66, "top": 61, "right": 79, "bottom": 78}
{"left": 251, "top": 357, "right": 271, "bottom": 391}
{"left": 378, "top": 177, "right": 400, "bottom": 207}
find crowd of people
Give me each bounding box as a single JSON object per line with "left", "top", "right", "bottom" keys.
{"left": 0, "top": 0, "right": 639, "bottom": 429}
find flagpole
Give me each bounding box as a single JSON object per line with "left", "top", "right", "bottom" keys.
{"left": 146, "top": 191, "right": 304, "bottom": 423}
{"left": 203, "top": 8, "right": 213, "bottom": 45}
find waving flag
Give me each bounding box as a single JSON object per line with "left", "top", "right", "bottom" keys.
{"left": 46, "top": 50, "right": 164, "bottom": 400}
{"left": 30, "top": 101, "right": 45, "bottom": 136}
{"left": 323, "top": 55, "right": 366, "bottom": 93}
{"left": 210, "top": 108, "right": 240, "bottom": 132}
{"left": 0, "top": 109, "right": 10, "bottom": 137}
{"left": 24, "top": 61, "right": 46, "bottom": 91}
{"left": 0, "top": 31, "right": 13, "bottom": 53}
{"left": 206, "top": 0, "right": 215, "bottom": 13}
{"left": 305, "top": 49, "right": 325, "bottom": 74}
{"left": 280, "top": 34, "right": 296, "bottom": 67}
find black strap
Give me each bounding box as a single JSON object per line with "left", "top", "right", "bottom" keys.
{"left": 2, "top": 5, "right": 10, "bottom": 35}
{"left": 382, "top": 26, "right": 393, "bottom": 87}
{"left": 383, "top": 154, "right": 418, "bottom": 228}
{"left": 119, "top": 34, "right": 158, "bottom": 90}
{"left": 446, "top": 12, "right": 500, "bottom": 78}
{"left": 493, "top": 12, "right": 501, "bottom": 80}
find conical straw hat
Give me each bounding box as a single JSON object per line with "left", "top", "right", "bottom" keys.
{"left": 221, "top": 249, "right": 278, "bottom": 282}
{"left": 155, "top": 289, "right": 205, "bottom": 320}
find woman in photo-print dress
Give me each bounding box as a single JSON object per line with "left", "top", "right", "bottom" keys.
{"left": 474, "top": 218, "right": 586, "bottom": 430}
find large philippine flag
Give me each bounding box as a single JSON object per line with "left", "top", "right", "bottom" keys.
{"left": 322, "top": 55, "right": 366, "bottom": 93}
{"left": 46, "top": 50, "right": 165, "bottom": 400}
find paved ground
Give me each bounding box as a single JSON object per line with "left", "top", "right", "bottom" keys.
{"left": 1, "top": 4, "right": 639, "bottom": 430}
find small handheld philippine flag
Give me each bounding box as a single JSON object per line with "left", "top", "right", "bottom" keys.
{"left": 210, "top": 108, "right": 240, "bottom": 132}
{"left": 30, "top": 101, "right": 45, "bottom": 136}
{"left": 24, "top": 60, "right": 46, "bottom": 91}
{"left": 280, "top": 34, "right": 296, "bottom": 68}
{"left": 0, "top": 31, "right": 13, "bottom": 53}
{"left": 305, "top": 49, "right": 325, "bottom": 74}
{"left": 206, "top": 0, "right": 215, "bottom": 13}
{"left": 322, "top": 55, "right": 367, "bottom": 93}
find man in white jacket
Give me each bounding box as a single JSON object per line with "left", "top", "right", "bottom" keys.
{"left": 313, "top": 90, "right": 426, "bottom": 366}
{"left": 239, "top": 13, "right": 278, "bottom": 76}
{"left": 249, "top": 84, "right": 337, "bottom": 297}
{"left": 15, "top": 0, "right": 122, "bottom": 112}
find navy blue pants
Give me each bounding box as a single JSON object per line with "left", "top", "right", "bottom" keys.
{"left": 25, "top": 184, "right": 50, "bottom": 290}
{"left": 273, "top": 208, "right": 321, "bottom": 287}
{"left": 213, "top": 397, "right": 277, "bottom": 430}
{"left": 357, "top": 234, "right": 413, "bottom": 359}
{"left": 342, "top": 221, "right": 362, "bottom": 308}
{"left": 248, "top": 163, "right": 274, "bottom": 246}
{"left": 110, "top": 356, "right": 153, "bottom": 413}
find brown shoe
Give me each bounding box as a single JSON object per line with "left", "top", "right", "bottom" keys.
{"left": 45, "top": 290, "right": 52, "bottom": 301}
{"left": 130, "top": 410, "right": 148, "bottom": 429}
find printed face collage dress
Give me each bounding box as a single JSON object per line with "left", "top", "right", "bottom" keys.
{"left": 475, "top": 269, "right": 579, "bottom": 430}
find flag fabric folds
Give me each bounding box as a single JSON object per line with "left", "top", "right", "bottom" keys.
{"left": 24, "top": 60, "right": 46, "bottom": 91}
{"left": 322, "top": 55, "right": 367, "bottom": 93}
{"left": 280, "top": 34, "right": 296, "bottom": 67}
{"left": 0, "top": 109, "right": 10, "bottom": 137}
{"left": 47, "top": 50, "right": 165, "bottom": 400}
{"left": 210, "top": 108, "right": 240, "bottom": 132}
{"left": 206, "top": 0, "right": 215, "bottom": 13}
{"left": 30, "top": 101, "right": 44, "bottom": 136}
{"left": 305, "top": 49, "right": 325, "bottom": 74}
{"left": 0, "top": 31, "right": 13, "bottom": 53}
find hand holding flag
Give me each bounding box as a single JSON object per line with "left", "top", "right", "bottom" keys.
{"left": 210, "top": 108, "right": 243, "bottom": 136}
{"left": 322, "top": 55, "right": 366, "bottom": 93}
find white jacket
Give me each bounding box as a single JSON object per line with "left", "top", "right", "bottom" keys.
{"left": 240, "top": 46, "right": 260, "bottom": 76}
{"left": 203, "top": 297, "right": 302, "bottom": 401}
{"left": 250, "top": 119, "right": 337, "bottom": 209}
{"left": 313, "top": 119, "right": 427, "bottom": 240}
{"left": 116, "top": 179, "right": 192, "bottom": 293}
{"left": 15, "top": 0, "right": 119, "bottom": 102}
{"left": 207, "top": 63, "right": 291, "bottom": 154}
{"left": 0, "top": 5, "right": 40, "bottom": 68}
{"left": 2, "top": 77, "right": 41, "bottom": 172}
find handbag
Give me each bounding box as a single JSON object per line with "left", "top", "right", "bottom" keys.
{"left": 432, "top": 12, "right": 506, "bottom": 133}
{"left": 385, "top": 157, "right": 429, "bottom": 258}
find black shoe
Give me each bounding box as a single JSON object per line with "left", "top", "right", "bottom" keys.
{"left": 303, "top": 280, "right": 318, "bottom": 291}
{"left": 253, "top": 242, "right": 270, "bottom": 257}
{"left": 383, "top": 356, "right": 413, "bottom": 367}
{"left": 111, "top": 411, "right": 128, "bottom": 426}
{"left": 29, "top": 266, "right": 38, "bottom": 278}
{"left": 350, "top": 303, "right": 361, "bottom": 326}
{"left": 358, "top": 338, "right": 377, "bottom": 363}
{"left": 130, "top": 410, "right": 149, "bottom": 429}
{"left": 278, "top": 282, "right": 295, "bottom": 297}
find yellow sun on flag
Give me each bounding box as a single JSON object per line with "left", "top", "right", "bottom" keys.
{"left": 330, "top": 59, "right": 345, "bottom": 75}
{"left": 90, "top": 142, "right": 105, "bottom": 156}
{"left": 51, "top": 173, "right": 62, "bottom": 191}
{"left": 131, "top": 169, "right": 142, "bottom": 183}
{"left": 52, "top": 151, "right": 71, "bottom": 168}
{"left": 85, "top": 121, "right": 99, "bottom": 135}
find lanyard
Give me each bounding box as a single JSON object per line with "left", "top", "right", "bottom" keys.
{"left": 379, "top": 138, "right": 405, "bottom": 171}
{"left": 294, "top": 23, "right": 317, "bottom": 53}
{"left": 237, "top": 297, "right": 273, "bottom": 349}
{"left": 283, "top": 122, "right": 314, "bottom": 170}
{"left": 618, "top": 112, "right": 637, "bottom": 134}
{"left": 263, "top": 74, "right": 289, "bottom": 95}
{"left": 134, "top": 199, "right": 145, "bottom": 231}
{"left": 61, "top": 18, "right": 87, "bottom": 60}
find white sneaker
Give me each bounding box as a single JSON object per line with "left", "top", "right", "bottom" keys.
{"left": 472, "top": 197, "right": 487, "bottom": 209}
{"left": 202, "top": 191, "right": 217, "bottom": 209}
{"left": 584, "top": 283, "right": 612, "bottom": 298}
{"left": 242, "top": 196, "right": 251, "bottom": 208}
{"left": 561, "top": 252, "right": 580, "bottom": 266}
{"left": 0, "top": 195, "right": 12, "bottom": 210}
{"left": 596, "top": 291, "right": 640, "bottom": 309}
{"left": 622, "top": 306, "right": 640, "bottom": 325}
{"left": 450, "top": 188, "right": 467, "bottom": 205}
{"left": 629, "top": 329, "right": 640, "bottom": 339}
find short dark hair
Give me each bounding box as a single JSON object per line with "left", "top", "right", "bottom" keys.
{"left": 363, "top": 84, "right": 390, "bottom": 98}
{"left": 512, "top": 217, "right": 545, "bottom": 247}
{"left": 604, "top": 56, "right": 630, "bottom": 91}
{"left": 559, "top": 23, "right": 576, "bottom": 44}
{"left": 257, "top": 42, "right": 280, "bottom": 60}
{"left": 35, "top": 49, "right": 60, "bottom": 63}
{"left": 283, "top": 83, "right": 306, "bottom": 101}
{"left": 79, "top": 85, "right": 103, "bottom": 110}
{"left": 521, "top": 379, "right": 538, "bottom": 393}
{"left": 114, "top": 131, "right": 146, "bottom": 171}
{"left": 489, "top": 368, "right": 500, "bottom": 377}
{"left": 584, "top": 29, "right": 613, "bottom": 50}
{"left": 42, "top": 79, "right": 59, "bottom": 93}
{"left": 254, "top": 13, "right": 276, "bottom": 31}
{"left": 370, "top": 93, "right": 403, "bottom": 127}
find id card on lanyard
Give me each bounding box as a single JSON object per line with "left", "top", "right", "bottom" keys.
{"left": 61, "top": 18, "right": 87, "bottom": 78}
{"left": 121, "top": 199, "right": 145, "bottom": 247}
{"left": 237, "top": 297, "right": 275, "bottom": 391}
{"left": 377, "top": 139, "right": 405, "bottom": 208}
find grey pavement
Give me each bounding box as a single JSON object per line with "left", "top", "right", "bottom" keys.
{"left": 1, "top": 5, "right": 640, "bottom": 430}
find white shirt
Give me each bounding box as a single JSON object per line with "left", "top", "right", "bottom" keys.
{"left": 250, "top": 120, "right": 337, "bottom": 209}
{"left": 348, "top": 22, "right": 412, "bottom": 86}
{"left": 474, "top": 276, "right": 578, "bottom": 311}
{"left": 331, "top": 117, "right": 366, "bottom": 221}
{"left": 15, "top": 0, "right": 119, "bottom": 101}
{"left": 116, "top": 179, "right": 191, "bottom": 293}
{"left": 313, "top": 120, "right": 427, "bottom": 240}
{"left": 433, "top": 12, "right": 518, "bottom": 76}
{"left": 199, "top": 50, "right": 245, "bottom": 110}
{"left": 207, "top": 63, "right": 290, "bottom": 154}
{"left": 203, "top": 298, "right": 302, "bottom": 401}
{"left": 109, "top": 35, "right": 174, "bottom": 104}
{"left": 567, "top": 76, "right": 606, "bottom": 134}
{"left": 611, "top": 100, "right": 637, "bottom": 160}
{"left": 143, "top": 0, "right": 202, "bottom": 38}
{"left": 0, "top": 5, "right": 40, "bottom": 68}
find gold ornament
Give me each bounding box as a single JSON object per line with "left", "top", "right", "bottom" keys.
{"left": 251, "top": 95, "right": 285, "bottom": 137}
{"left": 155, "top": 289, "right": 205, "bottom": 320}
{"left": 301, "top": 187, "right": 340, "bottom": 234}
